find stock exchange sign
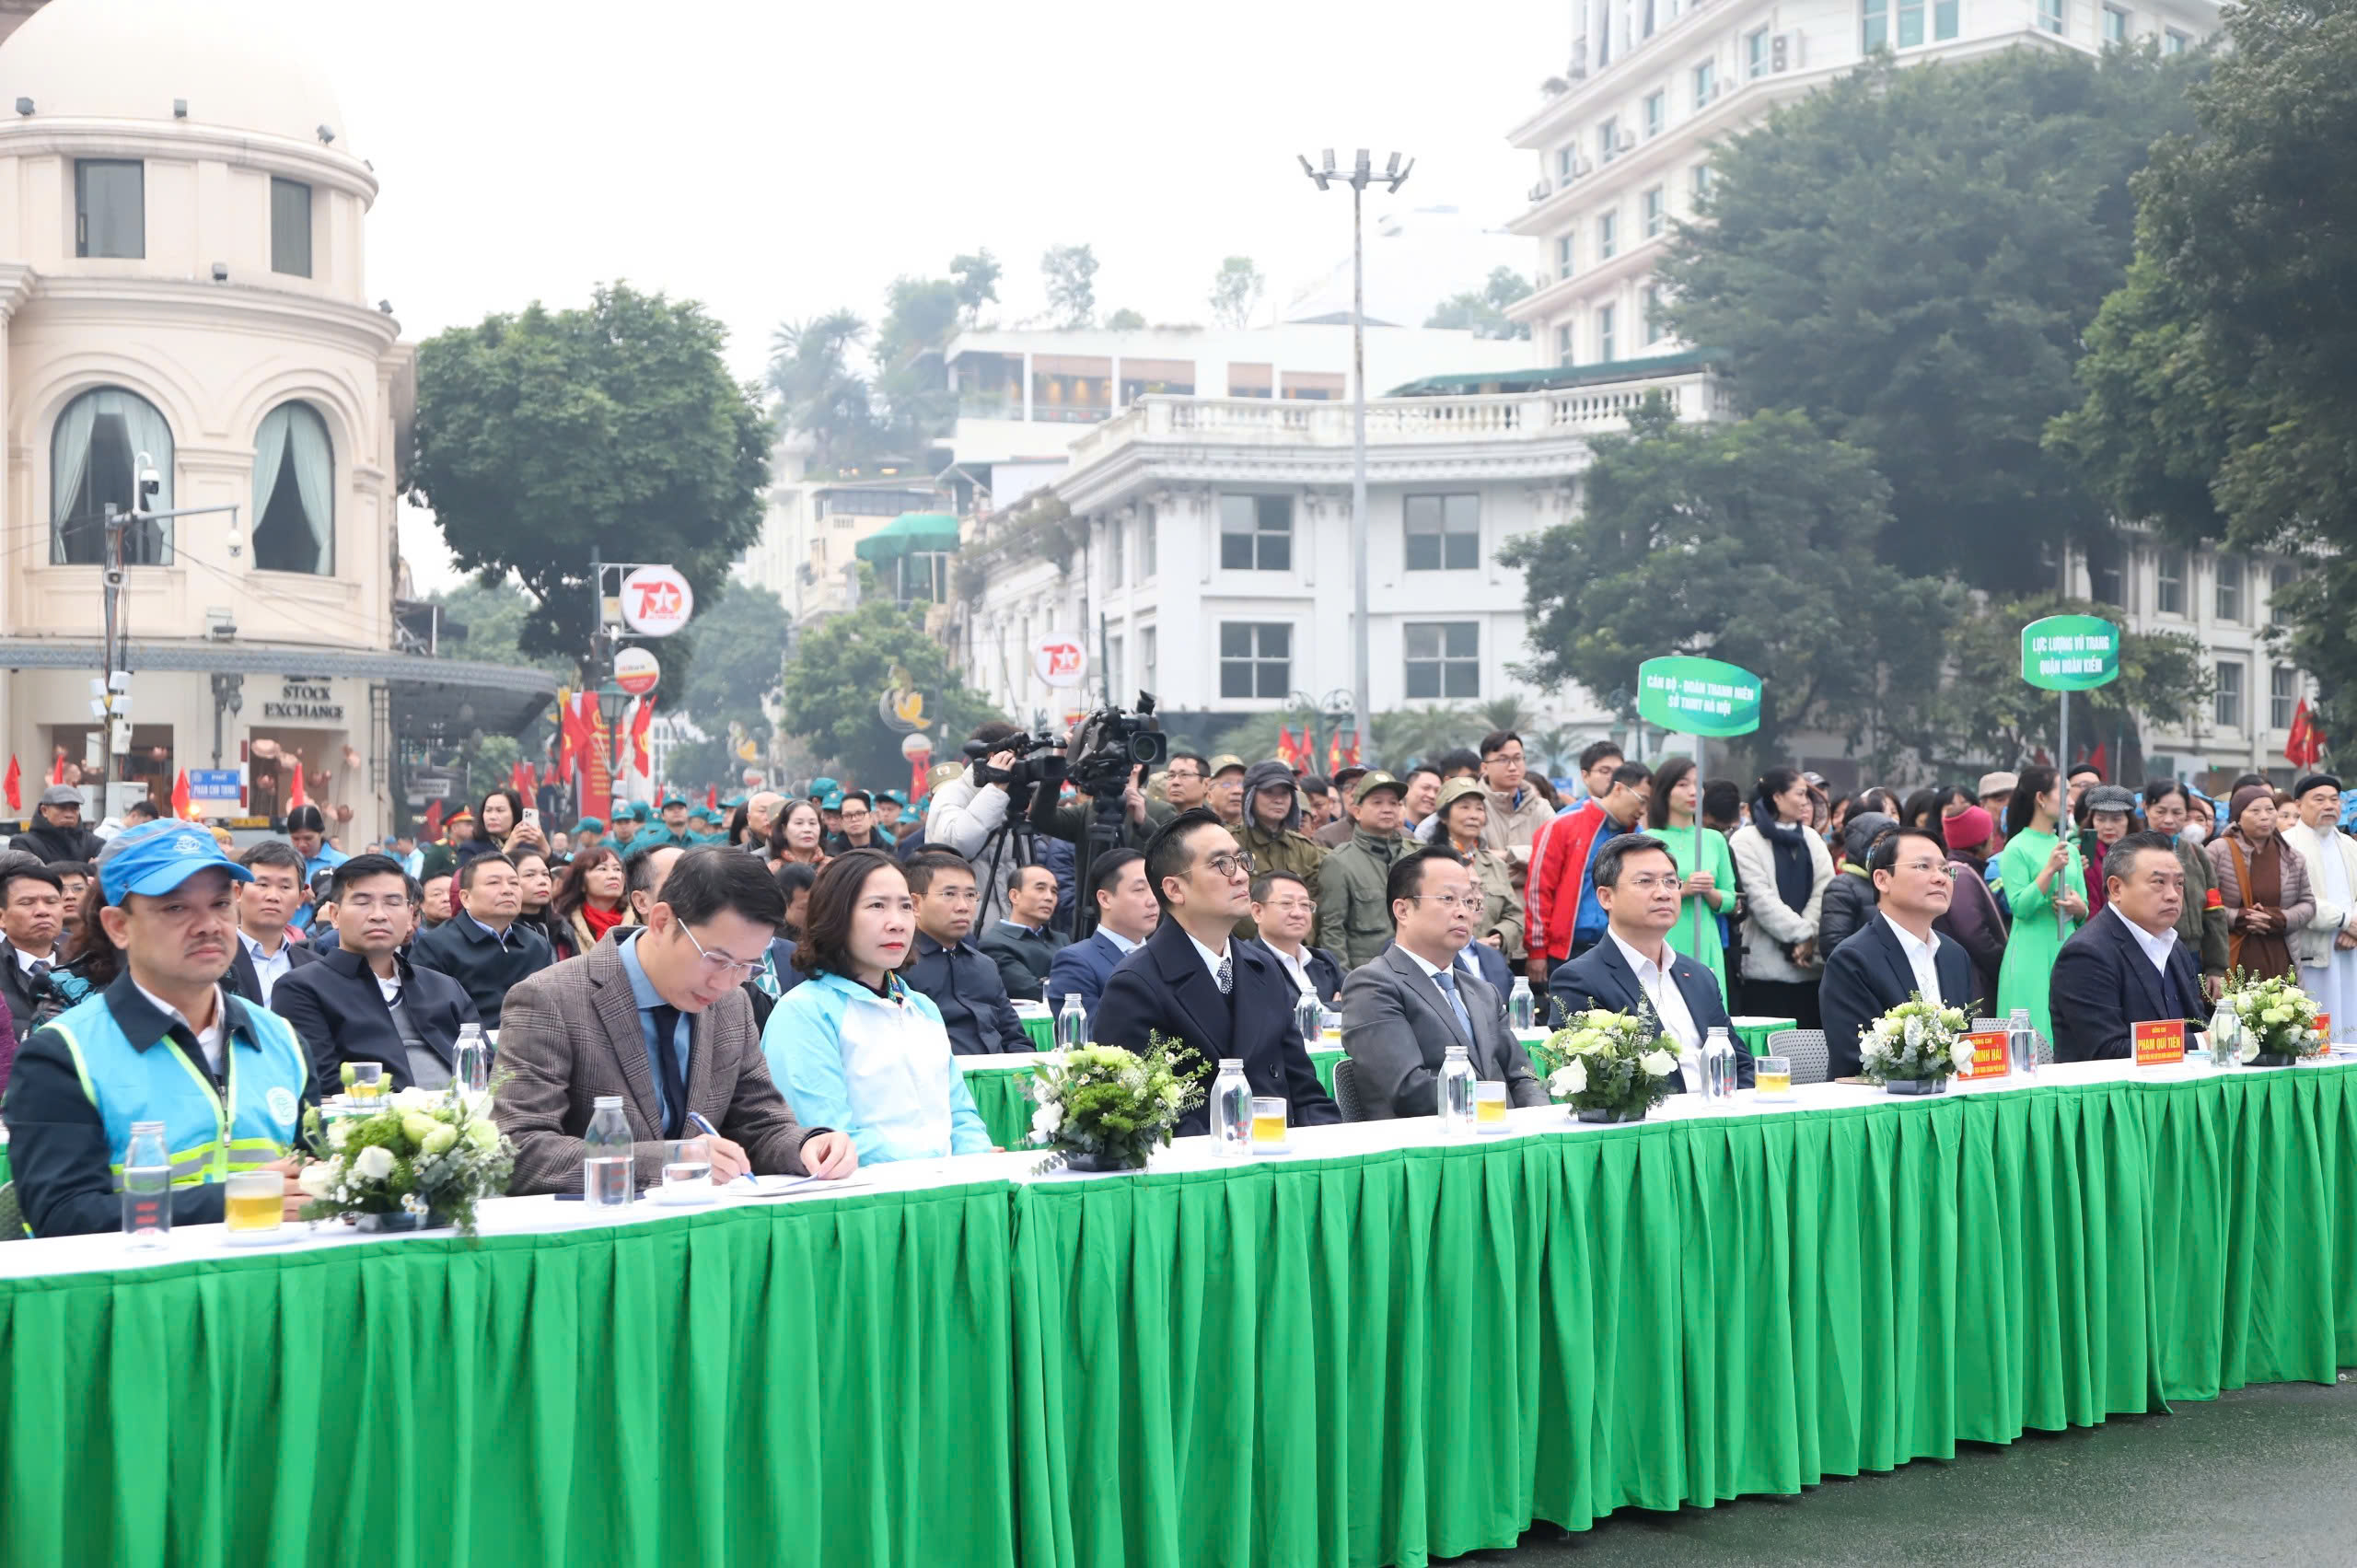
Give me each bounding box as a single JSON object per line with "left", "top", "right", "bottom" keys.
{"left": 262, "top": 678, "right": 344, "bottom": 723}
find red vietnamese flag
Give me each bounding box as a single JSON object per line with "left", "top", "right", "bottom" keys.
{"left": 49, "top": 748, "right": 65, "bottom": 785}
{"left": 2285, "top": 697, "right": 2325, "bottom": 768}
{"left": 1345, "top": 731, "right": 1364, "bottom": 768}
{"left": 511, "top": 759, "right": 532, "bottom": 796}
{"left": 706, "top": 784, "right": 718, "bottom": 812}
{"left": 630, "top": 693, "right": 656, "bottom": 776}
{"left": 285, "top": 756, "right": 307, "bottom": 813}
{"left": 423, "top": 798, "right": 445, "bottom": 838}
{"left": 171, "top": 770, "right": 192, "bottom": 819}
{"left": 2084, "top": 738, "right": 2107, "bottom": 779}
{"left": 1275, "top": 726, "right": 1292, "bottom": 770}
{"left": 1327, "top": 729, "right": 1343, "bottom": 774}
{"left": 3, "top": 755, "right": 17, "bottom": 813}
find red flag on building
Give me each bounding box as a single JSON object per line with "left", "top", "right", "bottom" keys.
{"left": 2286, "top": 697, "right": 2326, "bottom": 768}
{"left": 3, "top": 755, "right": 17, "bottom": 813}
{"left": 630, "top": 694, "right": 656, "bottom": 776}
{"left": 171, "top": 770, "right": 192, "bottom": 819}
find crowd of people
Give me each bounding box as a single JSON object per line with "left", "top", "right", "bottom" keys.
{"left": 3, "top": 721, "right": 2351, "bottom": 1237}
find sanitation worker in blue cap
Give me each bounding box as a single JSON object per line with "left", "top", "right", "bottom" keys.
{"left": 1, "top": 819, "right": 313, "bottom": 1236}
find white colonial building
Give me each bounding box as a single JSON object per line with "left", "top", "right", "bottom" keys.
{"left": 952, "top": 361, "right": 1726, "bottom": 738}
{"left": 0, "top": 0, "right": 549, "bottom": 841}
{"left": 1504, "top": 0, "right": 2221, "bottom": 363}
{"left": 734, "top": 430, "right": 946, "bottom": 626}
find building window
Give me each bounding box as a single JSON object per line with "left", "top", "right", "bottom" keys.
{"left": 1643, "top": 91, "right": 1666, "bottom": 139}
{"left": 1405, "top": 494, "right": 1480, "bottom": 571}
{"left": 2165, "top": 27, "right": 2188, "bottom": 52}
{"left": 1556, "top": 323, "right": 1574, "bottom": 367}
{"left": 2156, "top": 550, "right": 2187, "bottom": 615}
{"left": 1598, "top": 304, "right": 1618, "bottom": 364}
{"left": 1280, "top": 369, "right": 1345, "bottom": 401}
{"left": 1747, "top": 28, "right": 1771, "bottom": 77}
{"left": 1691, "top": 163, "right": 1713, "bottom": 204}
{"left": 1108, "top": 635, "right": 1125, "bottom": 701}
{"left": 2269, "top": 562, "right": 2293, "bottom": 624}
{"left": 2103, "top": 5, "right": 2129, "bottom": 42}
{"left": 75, "top": 159, "right": 144, "bottom": 259}
{"left": 2093, "top": 560, "right": 2124, "bottom": 608}
{"left": 1693, "top": 61, "right": 1716, "bottom": 107}
{"left": 1642, "top": 186, "right": 1666, "bottom": 238}
{"left": 1106, "top": 514, "right": 1126, "bottom": 587}
{"left": 1556, "top": 233, "right": 1573, "bottom": 278}
{"left": 2214, "top": 660, "right": 2244, "bottom": 730}
{"left": 1644, "top": 286, "right": 1667, "bottom": 344}
{"left": 1219, "top": 494, "right": 1293, "bottom": 571}
{"left": 1864, "top": 0, "right": 1888, "bottom": 50}
{"left": 252, "top": 401, "right": 334, "bottom": 575}
{"left": 1227, "top": 362, "right": 1273, "bottom": 399}
{"left": 271, "top": 178, "right": 312, "bottom": 277}
{"left": 1220, "top": 622, "right": 1291, "bottom": 700}
{"left": 1557, "top": 145, "right": 1574, "bottom": 181}
{"left": 2215, "top": 553, "right": 2244, "bottom": 622}
{"left": 1141, "top": 502, "right": 1157, "bottom": 579}
{"left": 1405, "top": 622, "right": 1481, "bottom": 700}
{"left": 1936, "top": 0, "right": 1958, "bottom": 36}
{"left": 51, "top": 387, "right": 173, "bottom": 564}
{"left": 1141, "top": 624, "right": 1157, "bottom": 691}
{"left": 2039, "top": 0, "right": 2065, "bottom": 33}
{"left": 2271, "top": 666, "right": 2298, "bottom": 732}
{"left": 1599, "top": 117, "right": 1620, "bottom": 163}
{"left": 1597, "top": 211, "right": 1618, "bottom": 261}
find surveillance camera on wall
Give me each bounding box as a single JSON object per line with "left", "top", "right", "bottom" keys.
{"left": 137, "top": 465, "right": 161, "bottom": 502}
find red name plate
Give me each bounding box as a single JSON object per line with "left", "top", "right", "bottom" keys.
{"left": 1957, "top": 1029, "right": 2009, "bottom": 1080}
{"left": 2134, "top": 1019, "right": 2186, "bottom": 1066}
{"left": 2316, "top": 1013, "right": 2332, "bottom": 1040}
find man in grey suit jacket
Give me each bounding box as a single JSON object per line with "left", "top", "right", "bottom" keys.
{"left": 491, "top": 848, "right": 858, "bottom": 1195}
{"left": 1341, "top": 847, "right": 1548, "bottom": 1118}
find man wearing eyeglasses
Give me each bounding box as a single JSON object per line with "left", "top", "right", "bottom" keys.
{"left": 492, "top": 847, "right": 857, "bottom": 1194}
{"left": 1819, "top": 826, "right": 1976, "bottom": 1078}
{"left": 1094, "top": 809, "right": 1340, "bottom": 1135}
{"left": 1341, "top": 847, "right": 1548, "bottom": 1118}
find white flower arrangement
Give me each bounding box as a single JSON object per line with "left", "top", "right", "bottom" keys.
{"left": 2217, "top": 970, "right": 2326, "bottom": 1062}
{"left": 297, "top": 1076, "right": 516, "bottom": 1237}
{"left": 1027, "top": 1037, "right": 1206, "bottom": 1172}
{"left": 1859, "top": 993, "right": 1973, "bottom": 1087}
{"left": 1532, "top": 1006, "right": 1678, "bottom": 1121}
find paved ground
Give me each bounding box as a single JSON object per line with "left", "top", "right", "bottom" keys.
{"left": 1457, "top": 1378, "right": 2357, "bottom": 1567}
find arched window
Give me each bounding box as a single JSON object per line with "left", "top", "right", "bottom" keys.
{"left": 51, "top": 388, "right": 173, "bottom": 564}
{"left": 252, "top": 401, "right": 334, "bottom": 575}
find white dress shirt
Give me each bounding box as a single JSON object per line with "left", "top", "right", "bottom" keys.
{"left": 1098, "top": 927, "right": 1142, "bottom": 956}
{"left": 11, "top": 943, "right": 48, "bottom": 975}
{"left": 1266, "top": 940, "right": 1315, "bottom": 995}
{"left": 1608, "top": 930, "right": 1701, "bottom": 1052}
{"left": 1881, "top": 914, "right": 1945, "bottom": 1007}
{"left": 238, "top": 928, "right": 293, "bottom": 1007}
{"left": 2122, "top": 912, "right": 2180, "bottom": 977}
{"left": 1187, "top": 930, "right": 1231, "bottom": 989}
{"left": 134, "top": 981, "right": 227, "bottom": 1076}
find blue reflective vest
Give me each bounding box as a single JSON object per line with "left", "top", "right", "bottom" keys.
{"left": 44, "top": 989, "right": 308, "bottom": 1188}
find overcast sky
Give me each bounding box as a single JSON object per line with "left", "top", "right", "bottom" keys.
{"left": 291, "top": 0, "right": 1569, "bottom": 587}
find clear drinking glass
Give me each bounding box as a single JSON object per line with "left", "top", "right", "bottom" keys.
{"left": 1473, "top": 1080, "right": 1510, "bottom": 1133}
{"left": 1249, "top": 1096, "right": 1289, "bottom": 1154}
{"left": 348, "top": 1061, "right": 386, "bottom": 1105}
{"left": 1755, "top": 1055, "right": 1794, "bottom": 1101}
{"left": 223, "top": 1169, "right": 284, "bottom": 1235}
{"left": 661, "top": 1137, "right": 712, "bottom": 1196}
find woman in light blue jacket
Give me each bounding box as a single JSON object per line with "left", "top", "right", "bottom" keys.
{"left": 761, "top": 850, "right": 991, "bottom": 1164}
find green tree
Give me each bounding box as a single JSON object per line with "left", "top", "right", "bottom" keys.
{"left": 1208, "top": 257, "right": 1266, "bottom": 330}
{"left": 1423, "top": 266, "right": 1535, "bottom": 340}
{"left": 1041, "top": 243, "right": 1098, "bottom": 329}
{"left": 778, "top": 593, "right": 1004, "bottom": 786}
{"left": 1500, "top": 403, "right": 1956, "bottom": 762}
{"left": 1659, "top": 47, "right": 2203, "bottom": 587}
{"left": 679, "top": 582, "right": 791, "bottom": 757}
{"left": 950, "top": 250, "right": 1002, "bottom": 328}
{"left": 2049, "top": 0, "right": 2357, "bottom": 727}
{"left": 767, "top": 308, "right": 879, "bottom": 470}
{"left": 425, "top": 579, "right": 574, "bottom": 801}
{"left": 410, "top": 284, "right": 771, "bottom": 661}
{"left": 1104, "top": 308, "right": 1147, "bottom": 331}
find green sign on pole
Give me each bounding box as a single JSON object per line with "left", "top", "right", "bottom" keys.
{"left": 2020, "top": 614, "right": 2120, "bottom": 691}
{"left": 1637, "top": 656, "right": 1764, "bottom": 738}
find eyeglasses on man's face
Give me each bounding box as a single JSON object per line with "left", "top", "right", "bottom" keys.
{"left": 1201, "top": 850, "right": 1255, "bottom": 882}
{"left": 679, "top": 922, "right": 761, "bottom": 981}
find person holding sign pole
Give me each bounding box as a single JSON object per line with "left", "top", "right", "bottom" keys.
{"left": 2049, "top": 831, "right": 2205, "bottom": 1062}
{"left": 1996, "top": 765, "right": 2087, "bottom": 1043}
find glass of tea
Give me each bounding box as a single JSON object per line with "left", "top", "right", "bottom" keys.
{"left": 1473, "top": 1080, "right": 1510, "bottom": 1133}
{"left": 223, "top": 1169, "right": 284, "bottom": 1237}
{"left": 1249, "top": 1096, "right": 1289, "bottom": 1154}
{"left": 1755, "top": 1055, "right": 1794, "bottom": 1101}
{"left": 347, "top": 1062, "right": 386, "bottom": 1105}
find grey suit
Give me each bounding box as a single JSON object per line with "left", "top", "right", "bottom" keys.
{"left": 1341, "top": 942, "right": 1548, "bottom": 1118}
{"left": 491, "top": 933, "right": 820, "bottom": 1195}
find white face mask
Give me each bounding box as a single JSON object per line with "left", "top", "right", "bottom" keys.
{"left": 2180, "top": 814, "right": 2210, "bottom": 846}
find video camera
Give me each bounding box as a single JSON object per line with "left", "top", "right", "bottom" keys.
{"left": 961, "top": 693, "right": 1167, "bottom": 802}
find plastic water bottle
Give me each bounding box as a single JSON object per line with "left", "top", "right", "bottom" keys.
{"left": 122, "top": 1121, "right": 173, "bottom": 1249}
{"left": 1209, "top": 1060, "right": 1253, "bottom": 1156}
{"left": 1507, "top": 976, "right": 1536, "bottom": 1033}
{"left": 1295, "top": 989, "right": 1323, "bottom": 1051}
{"left": 2007, "top": 1007, "right": 2039, "bottom": 1078}
{"left": 582, "top": 1095, "right": 634, "bottom": 1208}
{"left": 1054, "top": 993, "right": 1088, "bottom": 1054}
{"left": 1436, "top": 1045, "right": 1478, "bottom": 1132}
{"left": 2207, "top": 999, "right": 2239, "bottom": 1071}
{"left": 452, "top": 1023, "right": 491, "bottom": 1099}
{"left": 1701, "top": 1028, "right": 1737, "bottom": 1103}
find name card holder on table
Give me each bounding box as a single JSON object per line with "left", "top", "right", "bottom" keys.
{"left": 2134, "top": 1019, "right": 2186, "bottom": 1067}
{"left": 1956, "top": 1029, "right": 2010, "bottom": 1082}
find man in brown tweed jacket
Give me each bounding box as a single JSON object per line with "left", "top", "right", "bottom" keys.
{"left": 493, "top": 848, "right": 857, "bottom": 1195}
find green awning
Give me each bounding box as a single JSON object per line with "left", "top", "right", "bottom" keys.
{"left": 1384, "top": 348, "right": 1720, "bottom": 399}
{"left": 853, "top": 512, "right": 961, "bottom": 564}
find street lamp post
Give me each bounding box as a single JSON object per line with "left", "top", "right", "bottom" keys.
{"left": 1298, "top": 146, "right": 1412, "bottom": 768}
{"left": 596, "top": 679, "right": 629, "bottom": 826}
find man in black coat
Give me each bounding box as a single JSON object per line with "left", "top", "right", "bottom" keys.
{"left": 1550, "top": 832, "right": 1752, "bottom": 1089}
{"left": 1248, "top": 870, "right": 1345, "bottom": 1007}
{"left": 978, "top": 864, "right": 1067, "bottom": 1003}
{"left": 10, "top": 785, "right": 105, "bottom": 865}
{"left": 407, "top": 852, "right": 552, "bottom": 1025}
{"left": 2049, "top": 830, "right": 2207, "bottom": 1062}
{"left": 902, "top": 850, "right": 1032, "bottom": 1054}
{"left": 272, "top": 855, "right": 481, "bottom": 1092}
{"left": 1817, "top": 828, "right": 1980, "bottom": 1078}
{"left": 1094, "top": 810, "right": 1340, "bottom": 1135}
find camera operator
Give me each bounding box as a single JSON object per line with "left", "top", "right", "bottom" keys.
{"left": 925, "top": 720, "right": 1167, "bottom": 933}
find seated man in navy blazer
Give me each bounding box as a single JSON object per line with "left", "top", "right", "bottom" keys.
{"left": 1248, "top": 870, "right": 1344, "bottom": 1007}
{"left": 273, "top": 854, "right": 482, "bottom": 1092}
{"left": 1094, "top": 809, "right": 1340, "bottom": 1135}
{"left": 1817, "top": 827, "right": 1980, "bottom": 1078}
{"left": 408, "top": 852, "right": 553, "bottom": 1026}
{"left": 1044, "top": 850, "right": 1159, "bottom": 1016}
{"left": 2049, "top": 830, "right": 2206, "bottom": 1062}
{"left": 1550, "top": 833, "right": 1753, "bottom": 1089}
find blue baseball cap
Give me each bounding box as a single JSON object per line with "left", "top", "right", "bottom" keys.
{"left": 878, "top": 790, "right": 907, "bottom": 807}
{"left": 808, "top": 776, "right": 840, "bottom": 798}
{"left": 660, "top": 791, "right": 688, "bottom": 808}
{"left": 571, "top": 817, "right": 606, "bottom": 835}
{"left": 97, "top": 819, "right": 254, "bottom": 905}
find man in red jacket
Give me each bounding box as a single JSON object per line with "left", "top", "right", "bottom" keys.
{"left": 1525, "top": 762, "right": 1652, "bottom": 983}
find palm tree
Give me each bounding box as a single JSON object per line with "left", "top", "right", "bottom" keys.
{"left": 766, "top": 312, "right": 877, "bottom": 470}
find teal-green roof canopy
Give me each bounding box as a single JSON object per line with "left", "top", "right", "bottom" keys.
{"left": 853, "top": 512, "right": 961, "bottom": 564}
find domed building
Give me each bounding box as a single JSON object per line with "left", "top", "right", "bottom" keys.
{"left": 0, "top": 0, "right": 550, "bottom": 842}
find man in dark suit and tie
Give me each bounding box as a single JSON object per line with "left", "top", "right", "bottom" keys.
{"left": 272, "top": 854, "right": 482, "bottom": 1092}
{"left": 1044, "top": 851, "right": 1159, "bottom": 1015}
{"left": 1550, "top": 833, "right": 1753, "bottom": 1089}
{"left": 1341, "top": 846, "right": 1548, "bottom": 1117}
{"left": 1248, "top": 871, "right": 1345, "bottom": 1007}
{"left": 1095, "top": 809, "right": 1340, "bottom": 1135}
{"left": 2050, "top": 830, "right": 2208, "bottom": 1062}
{"left": 0, "top": 857, "right": 64, "bottom": 1056}
{"left": 1818, "top": 827, "right": 1980, "bottom": 1078}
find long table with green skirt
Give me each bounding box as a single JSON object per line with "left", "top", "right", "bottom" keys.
{"left": 5, "top": 1062, "right": 2352, "bottom": 1568}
